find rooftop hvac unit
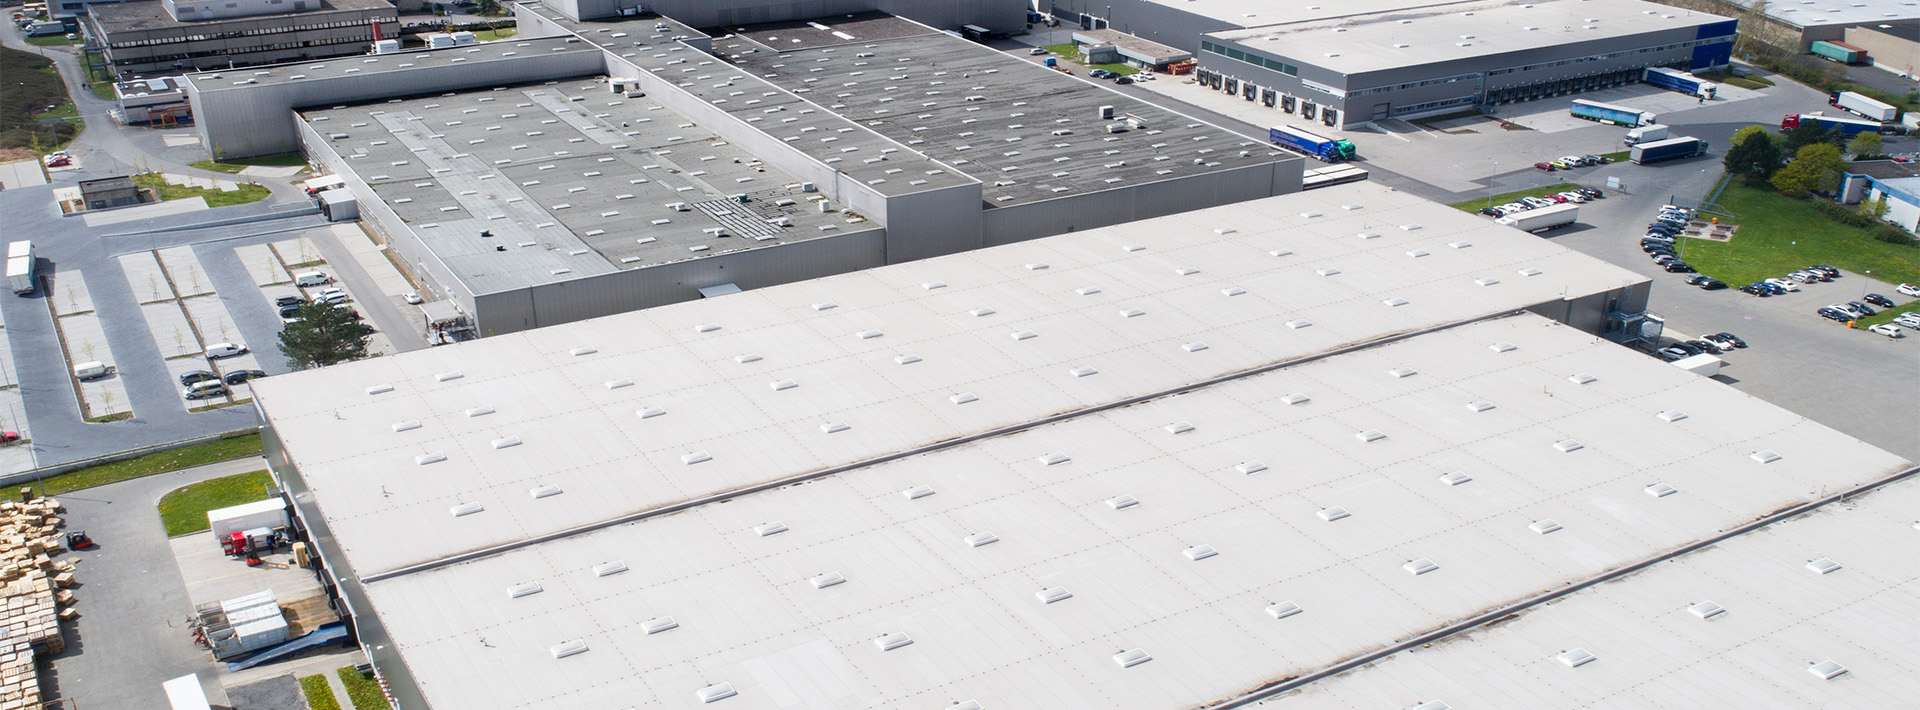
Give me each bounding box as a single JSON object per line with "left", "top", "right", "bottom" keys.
{"left": 800, "top": 181, "right": 816, "bottom": 192}
{"left": 625, "top": 90, "right": 645, "bottom": 98}
{"left": 668, "top": 202, "right": 689, "bottom": 211}
{"left": 1106, "top": 123, "right": 1129, "bottom": 133}
{"left": 1098, "top": 105, "right": 1115, "bottom": 119}
{"left": 1125, "top": 116, "right": 1148, "bottom": 129}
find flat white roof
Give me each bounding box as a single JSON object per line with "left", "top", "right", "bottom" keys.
{"left": 352, "top": 314, "right": 1907, "bottom": 710}
{"left": 1731, "top": 0, "right": 1920, "bottom": 28}
{"left": 1209, "top": 0, "right": 1734, "bottom": 77}
{"left": 1283, "top": 471, "right": 1920, "bottom": 708}
{"left": 254, "top": 181, "right": 1653, "bottom": 576}
{"left": 1135, "top": 0, "right": 1483, "bottom": 29}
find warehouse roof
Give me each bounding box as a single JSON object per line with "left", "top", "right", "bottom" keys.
{"left": 89, "top": 0, "right": 390, "bottom": 34}
{"left": 256, "top": 181, "right": 1660, "bottom": 576}
{"left": 717, "top": 22, "right": 1280, "bottom": 207}
{"left": 343, "top": 310, "right": 1904, "bottom": 710}
{"left": 1208, "top": 0, "right": 1734, "bottom": 76}
{"left": 182, "top": 37, "right": 598, "bottom": 91}
{"left": 1131, "top": 0, "right": 1481, "bottom": 29}
{"left": 1728, "top": 0, "right": 1920, "bottom": 28}
{"left": 1281, "top": 470, "right": 1920, "bottom": 708}
{"left": 300, "top": 78, "right": 873, "bottom": 294}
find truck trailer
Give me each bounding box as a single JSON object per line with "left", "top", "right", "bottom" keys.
{"left": 1268, "top": 125, "right": 1356, "bottom": 162}
{"left": 5, "top": 241, "right": 34, "bottom": 295}
{"left": 1781, "top": 113, "right": 1887, "bottom": 137}
{"left": 1623, "top": 124, "right": 1670, "bottom": 145}
{"left": 1829, "top": 91, "right": 1897, "bottom": 122}
{"left": 1643, "top": 67, "right": 1716, "bottom": 99}
{"left": 1810, "top": 40, "right": 1864, "bottom": 64}
{"left": 1570, "top": 99, "right": 1656, "bottom": 127}
{"left": 1494, "top": 203, "right": 1579, "bottom": 233}
{"left": 1630, "top": 136, "right": 1708, "bottom": 165}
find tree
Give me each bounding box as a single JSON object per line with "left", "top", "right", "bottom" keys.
{"left": 1770, "top": 143, "right": 1847, "bottom": 195}
{"left": 278, "top": 301, "right": 372, "bottom": 369}
{"left": 475, "top": 0, "right": 502, "bottom": 15}
{"left": 1781, "top": 122, "right": 1833, "bottom": 152}
{"left": 1723, "top": 129, "right": 1783, "bottom": 183}
{"left": 1846, "top": 131, "right": 1882, "bottom": 157}
{"left": 1860, "top": 195, "right": 1891, "bottom": 222}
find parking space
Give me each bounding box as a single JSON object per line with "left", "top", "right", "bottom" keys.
{"left": 0, "top": 306, "right": 32, "bottom": 473}
{"left": 44, "top": 270, "right": 134, "bottom": 421}
{"left": 269, "top": 234, "right": 399, "bottom": 357}
{"left": 233, "top": 244, "right": 291, "bottom": 288}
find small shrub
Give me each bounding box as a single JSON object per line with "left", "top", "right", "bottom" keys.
{"left": 1870, "top": 225, "right": 1917, "bottom": 246}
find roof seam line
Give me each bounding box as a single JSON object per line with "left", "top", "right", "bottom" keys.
{"left": 357, "top": 308, "right": 1532, "bottom": 585}
{"left": 1209, "top": 461, "right": 1920, "bottom": 709}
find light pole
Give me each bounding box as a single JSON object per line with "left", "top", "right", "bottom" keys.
{"left": 1862, "top": 270, "right": 1871, "bottom": 299}
{"left": 1485, "top": 162, "right": 1499, "bottom": 210}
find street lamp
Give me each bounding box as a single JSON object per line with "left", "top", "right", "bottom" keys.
{"left": 1485, "top": 162, "right": 1499, "bottom": 210}
{"left": 1862, "top": 270, "right": 1872, "bottom": 298}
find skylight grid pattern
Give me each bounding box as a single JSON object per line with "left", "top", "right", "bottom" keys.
{"left": 257, "top": 184, "right": 1655, "bottom": 574}
{"left": 351, "top": 315, "right": 1906, "bottom": 710}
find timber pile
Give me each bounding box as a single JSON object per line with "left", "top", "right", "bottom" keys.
{"left": 0, "top": 495, "right": 74, "bottom": 710}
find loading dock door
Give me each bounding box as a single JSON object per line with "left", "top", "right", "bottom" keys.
{"left": 1371, "top": 103, "right": 1391, "bottom": 120}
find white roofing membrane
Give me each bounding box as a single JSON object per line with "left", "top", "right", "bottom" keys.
{"left": 253, "top": 182, "right": 1653, "bottom": 575}
{"left": 354, "top": 314, "right": 1907, "bottom": 710}
{"left": 1279, "top": 473, "right": 1920, "bottom": 709}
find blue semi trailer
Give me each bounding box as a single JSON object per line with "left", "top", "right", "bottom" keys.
{"left": 1268, "top": 125, "right": 1355, "bottom": 162}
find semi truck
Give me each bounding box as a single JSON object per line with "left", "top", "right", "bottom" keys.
{"left": 1630, "top": 136, "right": 1707, "bottom": 165}
{"left": 1643, "top": 67, "right": 1716, "bottom": 99}
{"left": 1810, "top": 40, "right": 1864, "bottom": 64}
{"left": 1570, "top": 99, "right": 1656, "bottom": 127}
{"left": 1623, "top": 124, "right": 1670, "bottom": 145}
{"left": 1780, "top": 113, "right": 1886, "bottom": 137}
{"left": 1829, "top": 91, "right": 1897, "bottom": 122}
{"left": 5, "top": 242, "right": 33, "bottom": 295}
{"left": 1268, "top": 125, "right": 1356, "bottom": 162}
{"left": 1494, "top": 203, "right": 1579, "bottom": 233}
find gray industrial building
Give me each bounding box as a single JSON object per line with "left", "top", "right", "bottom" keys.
{"left": 84, "top": 0, "right": 397, "bottom": 76}
{"left": 1707, "top": 0, "right": 1920, "bottom": 50}
{"left": 1044, "top": 0, "right": 1735, "bottom": 128}
{"left": 182, "top": 5, "right": 1299, "bottom": 336}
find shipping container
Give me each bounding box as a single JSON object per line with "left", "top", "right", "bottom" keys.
{"left": 1570, "top": 99, "right": 1657, "bottom": 127}
{"left": 1630, "top": 136, "right": 1708, "bottom": 165}
{"left": 1810, "top": 40, "right": 1864, "bottom": 64}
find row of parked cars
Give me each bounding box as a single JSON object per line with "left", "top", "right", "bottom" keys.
{"left": 1478, "top": 187, "right": 1603, "bottom": 217}
{"left": 1534, "top": 154, "right": 1609, "bottom": 171}
{"left": 1653, "top": 332, "right": 1747, "bottom": 361}
{"left": 1640, "top": 206, "right": 1715, "bottom": 280}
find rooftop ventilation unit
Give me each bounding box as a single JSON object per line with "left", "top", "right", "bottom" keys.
{"left": 641, "top": 617, "right": 678, "bottom": 634}
{"left": 1184, "top": 545, "right": 1218, "bottom": 561}
{"left": 1490, "top": 342, "right": 1517, "bottom": 353}
{"left": 895, "top": 354, "right": 922, "bottom": 365}
{"left": 449, "top": 502, "right": 483, "bottom": 517}
{"left": 593, "top": 561, "right": 628, "bottom": 577}
{"left": 1038, "top": 453, "right": 1071, "bottom": 466}
{"left": 1554, "top": 440, "right": 1584, "bottom": 453}
{"left": 1808, "top": 661, "right": 1848, "bottom": 680}
{"left": 392, "top": 421, "right": 422, "bottom": 433}
{"left": 1438, "top": 471, "right": 1472, "bottom": 486}
{"left": 1317, "top": 507, "right": 1350, "bottom": 522}
{"left": 1382, "top": 297, "right": 1410, "bottom": 307}
{"left": 1036, "top": 587, "right": 1073, "bottom": 604}
{"left": 1221, "top": 286, "right": 1246, "bottom": 296}
{"left": 903, "top": 485, "right": 935, "bottom": 499}
{"left": 1106, "top": 495, "right": 1139, "bottom": 510}
{"left": 1751, "top": 450, "right": 1782, "bottom": 463}
{"left": 810, "top": 572, "right": 847, "bottom": 589}
{"left": 1182, "top": 342, "right": 1208, "bottom": 352}
{"left": 682, "top": 451, "right": 712, "bottom": 465}
{"left": 1657, "top": 410, "right": 1688, "bottom": 422}
{"left": 416, "top": 453, "right": 447, "bottom": 466}
{"left": 1356, "top": 430, "right": 1386, "bottom": 442}
{"left": 1316, "top": 267, "right": 1341, "bottom": 276}
{"left": 507, "top": 582, "right": 543, "bottom": 599}
{"left": 1403, "top": 558, "right": 1439, "bottom": 575}
{"left": 1466, "top": 400, "right": 1496, "bottom": 412}
{"left": 1112, "top": 648, "right": 1152, "bottom": 668}
{"left": 1281, "top": 393, "right": 1310, "bottom": 405}
{"left": 367, "top": 384, "right": 395, "bottom": 395}
{"left": 1556, "top": 648, "right": 1596, "bottom": 667}
{"left": 1236, "top": 461, "right": 1268, "bottom": 475}
{"left": 1165, "top": 422, "right": 1195, "bottom": 435}
{"left": 820, "top": 421, "right": 850, "bottom": 434}
{"left": 1529, "top": 519, "right": 1563, "bottom": 535}
{"left": 696, "top": 683, "right": 737, "bottom": 703}
{"left": 754, "top": 522, "right": 788, "bottom": 536}
{"left": 950, "top": 392, "right": 978, "bottom": 404}
{"left": 1078, "top": 286, "right": 1103, "bottom": 295}
{"left": 949, "top": 701, "right": 984, "bottom": 710}
{"left": 964, "top": 532, "right": 999, "bottom": 547}
{"left": 1568, "top": 373, "right": 1598, "bottom": 385}
{"left": 466, "top": 407, "right": 494, "bottom": 418}
{"left": 1098, "top": 105, "right": 1115, "bottom": 120}
{"left": 550, "top": 640, "right": 588, "bottom": 659}
{"left": 1286, "top": 319, "right": 1313, "bottom": 329}
{"left": 1266, "top": 601, "right": 1303, "bottom": 619}
{"left": 1688, "top": 600, "right": 1726, "bottom": 618}
{"left": 1388, "top": 367, "right": 1417, "bottom": 378}
{"left": 1806, "top": 557, "right": 1842, "bottom": 574}
{"left": 1644, "top": 483, "right": 1678, "bottom": 498}
{"left": 1010, "top": 330, "right": 1037, "bottom": 341}
{"left": 637, "top": 407, "right": 665, "bottom": 419}
{"left": 529, "top": 484, "right": 562, "bottom": 499}
{"left": 874, "top": 632, "right": 913, "bottom": 651}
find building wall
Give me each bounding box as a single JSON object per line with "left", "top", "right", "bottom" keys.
{"left": 878, "top": 182, "right": 985, "bottom": 263}
{"left": 1869, "top": 183, "right": 1920, "bottom": 233}
{"left": 1197, "top": 22, "right": 1734, "bottom": 128}
{"left": 1846, "top": 26, "right": 1920, "bottom": 78}
{"left": 1043, "top": 0, "right": 1240, "bottom": 53}
{"left": 89, "top": 8, "right": 398, "bottom": 75}
{"left": 981, "top": 159, "right": 1300, "bottom": 247}
{"left": 189, "top": 45, "right": 606, "bottom": 159}
{"left": 1522, "top": 280, "right": 1653, "bottom": 337}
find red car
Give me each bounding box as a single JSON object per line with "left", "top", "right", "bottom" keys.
{"left": 1534, "top": 162, "right": 1555, "bottom": 171}
{"left": 0, "top": 432, "right": 20, "bottom": 444}
{"left": 42, "top": 155, "right": 69, "bottom": 168}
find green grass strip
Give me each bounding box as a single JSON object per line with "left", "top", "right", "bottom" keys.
{"left": 301, "top": 674, "right": 343, "bottom": 710}
{"left": 29, "top": 432, "right": 262, "bottom": 497}
{"left": 337, "top": 666, "right": 391, "bottom": 710}
{"left": 156, "top": 470, "right": 273, "bottom": 537}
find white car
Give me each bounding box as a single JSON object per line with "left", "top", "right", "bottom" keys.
{"left": 1556, "top": 191, "right": 1588, "bottom": 203}
{"left": 205, "top": 342, "right": 249, "bottom": 359}
{"left": 1521, "top": 196, "right": 1556, "bottom": 209}
{"left": 404, "top": 291, "right": 423, "bottom": 305}
{"left": 1867, "top": 323, "right": 1902, "bottom": 338}
{"left": 315, "top": 288, "right": 350, "bottom": 304}
{"left": 1897, "top": 283, "right": 1920, "bottom": 297}
{"left": 1893, "top": 314, "right": 1920, "bottom": 329}
{"left": 1763, "top": 278, "right": 1799, "bottom": 292}
{"left": 1829, "top": 303, "right": 1863, "bottom": 317}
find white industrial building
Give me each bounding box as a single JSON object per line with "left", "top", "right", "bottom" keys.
{"left": 183, "top": 8, "right": 1299, "bottom": 336}
{"left": 248, "top": 182, "right": 1913, "bottom": 709}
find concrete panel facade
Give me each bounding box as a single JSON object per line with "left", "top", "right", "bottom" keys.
{"left": 981, "top": 159, "right": 1298, "bottom": 247}
{"left": 1042, "top": 0, "right": 1240, "bottom": 53}
{"left": 1846, "top": 26, "right": 1920, "bottom": 78}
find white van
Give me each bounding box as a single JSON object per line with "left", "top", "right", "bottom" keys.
{"left": 205, "top": 342, "right": 249, "bottom": 359}
{"left": 73, "top": 361, "right": 112, "bottom": 380}
{"left": 184, "top": 381, "right": 230, "bottom": 399}
{"left": 294, "top": 271, "right": 331, "bottom": 288}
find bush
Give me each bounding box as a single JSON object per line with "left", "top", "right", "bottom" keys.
{"left": 1812, "top": 199, "right": 1873, "bottom": 227}
{"left": 1871, "top": 225, "right": 1917, "bottom": 246}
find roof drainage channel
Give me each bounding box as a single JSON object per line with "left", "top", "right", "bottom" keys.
{"left": 359, "top": 308, "right": 1529, "bottom": 584}
{"left": 1207, "top": 462, "right": 1920, "bottom": 710}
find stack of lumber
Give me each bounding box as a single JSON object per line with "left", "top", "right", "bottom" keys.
{"left": 0, "top": 496, "right": 74, "bottom": 710}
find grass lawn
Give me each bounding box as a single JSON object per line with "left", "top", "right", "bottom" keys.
{"left": 1448, "top": 182, "right": 1586, "bottom": 212}
{"left": 157, "top": 470, "right": 272, "bottom": 536}
{"left": 190, "top": 152, "right": 308, "bottom": 174}
{"left": 89, "top": 81, "right": 115, "bottom": 101}
{"left": 1600, "top": 150, "right": 1630, "bottom": 164}
{"left": 1681, "top": 179, "right": 1920, "bottom": 288}
{"left": 133, "top": 172, "right": 271, "bottom": 207}
{"left": 23, "top": 35, "right": 79, "bottom": 47}
{"left": 28, "top": 432, "right": 262, "bottom": 497}
{"left": 301, "top": 674, "right": 343, "bottom": 710}
{"left": 337, "top": 666, "right": 389, "bottom": 710}
{"left": 472, "top": 27, "right": 518, "bottom": 41}
{"left": 1039, "top": 43, "right": 1137, "bottom": 75}
{"left": 33, "top": 100, "right": 76, "bottom": 120}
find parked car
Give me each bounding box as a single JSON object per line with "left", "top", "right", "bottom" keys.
{"left": 1847, "top": 301, "right": 1877, "bottom": 316}
{"left": 274, "top": 295, "right": 304, "bottom": 308}
{"left": 179, "top": 370, "right": 219, "bottom": 386}
{"left": 1712, "top": 332, "right": 1748, "bottom": 348}
{"left": 1654, "top": 346, "right": 1690, "bottom": 361}
{"left": 1757, "top": 282, "right": 1787, "bottom": 295}
{"left": 41, "top": 154, "right": 69, "bottom": 168}
{"left": 1478, "top": 207, "right": 1502, "bottom": 217}
{"left": 1576, "top": 187, "right": 1604, "bottom": 198}
{"left": 278, "top": 304, "right": 302, "bottom": 321}
{"left": 1556, "top": 191, "right": 1588, "bottom": 203}
{"left": 1763, "top": 278, "right": 1799, "bottom": 292}
{"left": 1553, "top": 156, "right": 1582, "bottom": 169}
{"left": 1701, "top": 333, "right": 1739, "bottom": 351}
{"left": 315, "top": 288, "right": 349, "bottom": 304}
{"left": 1817, "top": 307, "right": 1855, "bottom": 322}
{"left": 1863, "top": 293, "right": 1896, "bottom": 309}
{"left": 1521, "top": 196, "right": 1556, "bottom": 209}
{"left": 223, "top": 370, "right": 267, "bottom": 385}
{"left": 1697, "top": 279, "right": 1727, "bottom": 290}
{"left": 1545, "top": 193, "right": 1570, "bottom": 203}
{"left": 1089, "top": 69, "right": 1114, "bottom": 79}
{"left": 1114, "top": 75, "right": 1133, "bottom": 84}
{"left": 1897, "top": 283, "right": 1920, "bottom": 297}
{"left": 1663, "top": 262, "right": 1696, "bottom": 273}
{"left": 1739, "top": 283, "right": 1769, "bottom": 296}
{"left": 1687, "top": 339, "right": 1725, "bottom": 354}
{"left": 1786, "top": 271, "right": 1817, "bottom": 283}
{"left": 1867, "top": 323, "right": 1903, "bottom": 338}
{"left": 1668, "top": 341, "right": 1704, "bottom": 356}
{"left": 1581, "top": 154, "right": 1607, "bottom": 165}
{"left": 1894, "top": 313, "right": 1920, "bottom": 328}
{"left": 204, "top": 342, "right": 248, "bottom": 359}
{"left": 1534, "top": 162, "right": 1556, "bottom": 171}
{"left": 1808, "top": 265, "right": 1839, "bottom": 278}
{"left": 184, "top": 384, "right": 230, "bottom": 400}
{"left": 1028, "top": 47, "right": 1048, "bottom": 55}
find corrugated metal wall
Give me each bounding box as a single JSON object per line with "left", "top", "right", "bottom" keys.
{"left": 980, "top": 159, "right": 1299, "bottom": 247}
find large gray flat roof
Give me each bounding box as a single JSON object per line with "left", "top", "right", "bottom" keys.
{"left": 1134, "top": 0, "right": 1484, "bottom": 29}
{"left": 303, "top": 78, "right": 876, "bottom": 295}
{"left": 1208, "top": 0, "right": 1734, "bottom": 77}
{"left": 1728, "top": 0, "right": 1920, "bottom": 28}
{"left": 183, "top": 37, "right": 599, "bottom": 91}
{"left": 718, "top": 20, "right": 1281, "bottom": 207}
